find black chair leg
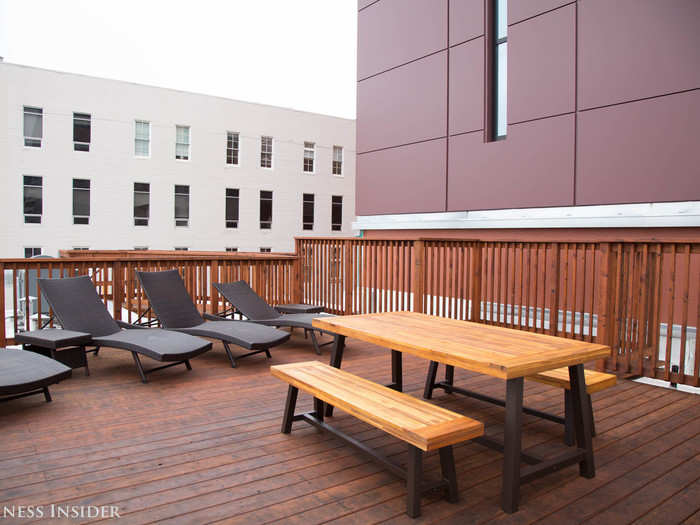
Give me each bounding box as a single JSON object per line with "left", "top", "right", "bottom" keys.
{"left": 185, "top": 360, "right": 192, "bottom": 370}
{"left": 131, "top": 352, "right": 148, "bottom": 383}
{"left": 222, "top": 342, "right": 237, "bottom": 368}
{"left": 309, "top": 330, "right": 322, "bottom": 355}
{"left": 281, "top": 386, "right": 298, "bottom": 433}
{"left": 423, "top": 360, "right": 439, "bottom": 399}
{"left": 265, "top": 349, "right": 272, "bottom": 359}
{"left": 439, "top": 446, "right": 459, "bottom": 503}
{"left": 406, "top": 445, "right": 423, "bottom": 518}
{"left": 43, "top": 387, "right": 52, "bottom": 403}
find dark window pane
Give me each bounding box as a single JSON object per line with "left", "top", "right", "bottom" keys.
{"left": 73, "top": 217, "right": 89, "bottom": 225}
{"left": 24, "top": 175, "right": 42, "bottom": 187}
{"left": 73, "top": 113, "right": 91, "bottom": 143}
{"left": 73, "top": 179, "right": 90, "bottom": 189}
{"left": 134, "top": 192, "right": 149, "bottom": 219}
{"left": 73, "top": 188, "right": 90, "bottom": 216}
{"left": 175, "top": 185, "right": 189, "bottom": 195}
{"left": 24, "top": 186, "right": 42, "bottom": 215}
{"left": 175, "top": 194, "right": 189, "bottom": 219}
{"left": 134, "top": 218, "right": 149, "bottom": 226}
{"left": 332, "top": 195, "right": 342, "bottom": 231}
{"left": 24, "top": 215, "right": 41, "bottom": 224}
{"left": 134, "top": 182, "right": 150, "bottom": 192}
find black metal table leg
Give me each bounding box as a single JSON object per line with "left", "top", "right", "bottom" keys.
{"left": 502, "top": 376, "right": 524, "bottom": 513}
{"left": 439, "top": 445, "right": 459, "bottom": 503}
{"left": 406, "top": 445, "right": 423, "bottom": 518}
{"left": 314, "top": 397, "right": 325, "bottom": 422}
{"left": 569, "top": 364, "right": 595, "bottom": 478}
{"left": 423, "top": 360, "right": 439, "bottom": 399}
{"left": 564, "top": 389, "right": 575, "bottom": 446}
{"left": 390, "top": 350, "right": 403, "bottom": 391}
{"left": 282, "top": 385, "right": 299, "bottom": 433}
{"left": 444, "top": 364, "right": 455, "bottom": 393}
{"left": 325, "top": 335, "right": 346, "bottom": 417}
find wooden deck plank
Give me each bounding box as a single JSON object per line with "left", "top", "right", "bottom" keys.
{"left": 0, "top": 333, "right": 697, "bottom": 525}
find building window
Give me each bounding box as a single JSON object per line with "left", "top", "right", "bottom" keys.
{"left": 135, "top": 120, "right": 150, "bottom": 157}
{"left": 73, "top": 112, "right": 91, "bottom": 151}
{"left": 174, "top": 247, "right": 188, "bottom": 251}
{"left": 134, "top": 246, "right": 148, "bottom": 251}
{"left": 226, "top": 132, "right": 239, "bottom": 165}
{"left": 72, "top": 247, "right": 90, "bottom": 251}
{"left": 303, "top": 141, "right": 315, "bottom": 173}
{"left": 490, "top": 0, "right": 507, "bottom": 140}
{"left": 175, "top": 185, "right": 190, "bottom": 227}
{"left": 24, "top": 247, "right": 42, "bottom": 258}
{"left": 225, "top": 247, "right": 238, "bottom": 252}
{"left": 332, "top": 195, "right": 343, "bottom": 231}
{"left": 23, "top": 176, "right": 42, "bottom": 224}
{"left": 134, "top": 182, "right": 150, "bottom": 226}
{"left": 303, "top": 193, "right": 314, "bottom": 230}
{"left": 176, "top": 125, "right": 190, "bottom": 160}
{"left": 332, "top": 146, "right": 343, "bottom": 175}
{"left": 260, "top": 247, "right": 271, "bottom": 253}
{"left": 260, "top": 190, "right": 272, "bottom": 229}
{"left": 226, "top": 188, "right": 239, "bottom": 228}
{"left": 23, "top": 106, "right": 43, "bottom": 147}
{"left": 260, "top": 136, "right": 273, "bottom": 168}
{"left": 72, "top": 179, "right": 90, "bottom": 225}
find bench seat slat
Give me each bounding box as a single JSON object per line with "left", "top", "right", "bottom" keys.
{"left": 271, "top": 361, "right": 483, "bottom": 451}
{"left": 530, "top": 368, "right": 616, "bottom": 394}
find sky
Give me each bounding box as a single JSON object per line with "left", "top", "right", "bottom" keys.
{"left": 0, "top": 0, "right": 358, "bottom": 119}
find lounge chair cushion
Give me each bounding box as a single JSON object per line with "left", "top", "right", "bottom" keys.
{"left": 214, "top": 281, "right": 285, "bottom": 320}
{"left": 173, "top": 321, "right": 290, "bottom": 350}
{"left": 251, "top": 312, "right": 334, "bottom": 329}
{"left": 93, "top": 329, "right": 212, "bottom": 362}
{"left": 136, "top": 270, "right": 208, "bottom": 328}
{"left": 0, "top": 349, "right": 72, "bottom": 396}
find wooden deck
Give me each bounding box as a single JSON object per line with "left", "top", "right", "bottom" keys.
{"left": 1, "top": 332, "right": 699, "bottom": 524}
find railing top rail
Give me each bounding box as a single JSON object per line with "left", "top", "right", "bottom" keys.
{"left": 0, "top": 255, "right": 298, "bottom": 264}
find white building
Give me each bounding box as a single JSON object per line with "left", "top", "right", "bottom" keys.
{"left": 0, "top": 62, "right": 356, "bottom": 257}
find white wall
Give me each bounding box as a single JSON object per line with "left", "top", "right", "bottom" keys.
{"left": 0, "top": 63, "right": 356, "bottom": 257}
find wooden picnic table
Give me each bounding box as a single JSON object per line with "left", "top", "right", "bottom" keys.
{"left": 312, "top": 311, "right": 611, "bottom": 513}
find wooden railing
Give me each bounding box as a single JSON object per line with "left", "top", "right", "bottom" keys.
{"left": 1, "top": 253, "right": 298, "bottom": 345}
{"left": 296, "top": 238, "right": 699, "bottom": 386}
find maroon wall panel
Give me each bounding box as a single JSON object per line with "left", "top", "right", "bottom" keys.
{"left": 509, "top": 0, "right": 573, "bottom": 24}
{"left": 508, "top": 4, "right": 575, "bottom": 124}
{"left": 357, "top": 52, "right": 447, "bottom": 153}
{"left": 578, "top": 0, "right": 700, "bottom": 110}
{"left": 449, "top": 0, "right": 484, "bottom": 46}
{"left": 577, "top": 90, "right": 700, "bottom": 205}
{"left": 448, "top": 114, "right": 575, "bottom": 211}
{"left": 449, "top": 38, "right": 485, "bottom": 135}
{"left": 356, "top": 139, "right": 447, "bottom": 215}
{"left": 358, "top": 0, "right": 447, "bottom": 80}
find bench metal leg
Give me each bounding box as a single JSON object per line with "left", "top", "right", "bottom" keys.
{"left": 439, "top": 445, "right": 459, "bottom": 503}
{"left": 588, "top": 393, "right": 596, "bottom": 437}
{"left": 407, "top": 445, "right": 423, "bottom": 518}
{"left": 43, "top": 387, "right": 52, "bottom": 403}
{"left": 282, "top": 385, "right": 299, "bottom": 433}
{"left": 502, "top": 376, "right": 524, "bottom": 513}
{"left": 569, "top": 364, "right": 595, "bottom": 478}
{"left": 325, "top": 335, "right": 346, "bottom": 418}
{"left": 564, "top": 389, "right": 575, "bottom": 446}
{"left": 313, "top": 397, "right": 325, "bottom": 422}
{"left": 423, "top": 360, "right": 439, "bottom": 399}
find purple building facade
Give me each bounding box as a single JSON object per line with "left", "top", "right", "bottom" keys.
{"left": 355, "top": 0, "right": 700, "bottom": 240}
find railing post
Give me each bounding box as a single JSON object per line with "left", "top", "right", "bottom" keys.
{"left": 470, "top": 243, "right": 483, "bottom": 322}
{"left": 412, "top": 240, "right": 425, "bottom": 313}
{"left": 594, "top": 243, "right": 613, "bottom": 371}
{"left": 293, "top": 239, "right": 303, "bottom": 304}
{"left": 112, "top": 261, "right": 123, "bottom": 321}
{"left": 343, "top": 240, "right": 353, "bottom": 315}
{"left": 0, "top": 262, "right": 5, "bottom": 347}
{"left": 210, "top": 260, "right": 219, "bottom": 314}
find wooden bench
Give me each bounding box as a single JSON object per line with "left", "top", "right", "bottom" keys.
{"left": 529, "top": 368, "right": 617, "bottom": 445}
{"left": 271, "top": 361, "right": 484, "bottom": 518}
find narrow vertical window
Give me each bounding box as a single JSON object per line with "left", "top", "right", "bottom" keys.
{"left": 73, "top": 112, "right": 91, "bottom": 151}
{"left": 303, "top": 142, "right": 315, "bottom": 173}
{"left": 490, "top": 0, "right": 508, "bottom": 140}
{"left": 23, "top": 176, "right": 43, "bottom": 224}
{"left": 134, "top": 182, "right": 150, "bottom": 226}
{"left": 176, "top": 125, "right": 190, "bottom": 160}
{"left": 260, "top": 136, "right": 273, "bottom": 168}
{"left": 174, "top": 185, "right": 190, "bottom": 227}
{"left": 226, "top": 188, "right": 239, "bottom": 228}
{"left": 332, "top": 146, "right": 343, "bottom": 175}
{"left": 24, "top": 247, "right": 42, "bottom": 258}
{"left": 303, "top": 193, "right": 314, "bottom": 230}
{"left": 259, "top": 190, "right": 273, "bottom": 229}
{"left": 331, "top": 195, "right": 342, "bottom": 231}
{"left": 226, "top": 132, "right": 240, "bottom": 165}
{"left": 72, "top": 179, "right": 90, "bottom": 224}
{"left": 23, "top": 106, "right": 43, "bottom": 147}
{"left": 135, "top": 120, "right": 150, "bottom": 157}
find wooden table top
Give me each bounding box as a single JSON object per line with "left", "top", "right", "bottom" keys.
{"left": 312, "top": 311, "right": 611, "bottom": 379}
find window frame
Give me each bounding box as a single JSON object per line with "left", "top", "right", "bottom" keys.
{"left": 259, "top": 190, "right": 273, "bottom": 229}
{"left": 72, "top": 178, "right": 91, "bottom": 225}
{"left": 135, "top": 120, "right": 151, "bottom": 158}
{"left": 332, "top": 146, "right": 344, "bottom": 176}
{"left": 260, "top": 136, "right": 273, "bottom": 169}
{"left": 489, "top": 0, "right": 508, "bottom": 141}
{"left": 174, "top": 184, "right": 190, "bottom": 227}
{"left": 331, "top": 195, "right": 343, "bottom": 232}
{"left": 226, "top": 131, "right": 240, "bottom": 166}
{"left": 175, "top": 125, "right": 191, "bottom": 161}
{"left": 23, "top": 106, "right": 43, "bottom": 148}
{"left": 24, "top": 247, "right": 42, "bottom": 258}
{"left": 133, "top": 182, "right": 150, "bottom": 227}
{"left": 259, "top": 247, "right": 272, "bottom": 253}
{"left": 73, "top": 112, "right": 92, "bottom": 152}
{"left": 303, "top": 193, "right": 315, "bottom": 231}
{"left": 303, "top": 141, "right": 315, "bottom": 174}
{"left": 225, "top": 247, "right": 238, "bottom": 253}
{"left": 226, "top": 188, "right": 240, "bottom": 229}
{"left": 23, "top": 175, "right": 43, "bottom": 224}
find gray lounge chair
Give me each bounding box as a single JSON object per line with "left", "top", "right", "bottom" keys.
{"left": 136, "top": 270, "right": 290, "bottom": 367}
{"left": 38, "top": 276, "right": 212, "bottom": 383}
{"left": 213, "top": 280, "right": 335, "bottom": 355}
{"left": 0, "top": 349, "right": 72, "bottom": 403}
